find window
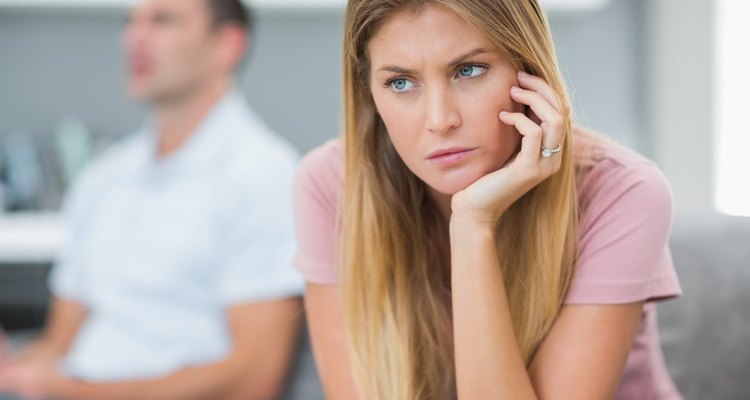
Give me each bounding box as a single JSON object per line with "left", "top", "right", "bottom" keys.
{"left": 714, "top": 0, "right": 750, "bottom": 217}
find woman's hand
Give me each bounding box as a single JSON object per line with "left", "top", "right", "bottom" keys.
{"left": 451, "top": 71, "right": 566, "bottom": 227}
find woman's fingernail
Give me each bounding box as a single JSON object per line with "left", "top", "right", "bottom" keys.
{"left": 511, "top": 86, "right": 522, "bottom": 94}
{"left": 500, "top": 111, "right": 509, "bottom": 117}
{"left": 518, "top": 70, "right": 529, "bottom": 78}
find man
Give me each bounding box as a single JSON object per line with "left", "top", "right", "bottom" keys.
{"left": 0, "top": 0, "right": 303, "bottom": 398}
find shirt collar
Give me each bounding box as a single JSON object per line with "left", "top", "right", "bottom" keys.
{"left": 143, "top": 88, "right": 250, "bottom": 170}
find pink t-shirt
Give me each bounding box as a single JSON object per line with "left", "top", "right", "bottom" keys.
{"left": 293, "top": 138, "right": 683, "bottom": 400}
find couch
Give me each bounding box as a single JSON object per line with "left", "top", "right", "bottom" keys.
{"left": 285, "top": 213, "right": 750, "bottom": 400}
{"left": 659, "top": 213, "right": 750, "bottom": 400}
{"left": 3, "top": 214, "right": 748, "bottom": 400}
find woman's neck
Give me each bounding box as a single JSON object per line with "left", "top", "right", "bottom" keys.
{"left": 427, "top": 187, "right": 453, "bottom": 224}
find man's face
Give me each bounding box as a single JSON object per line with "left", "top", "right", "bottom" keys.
{"left": 123, "top": 0, "right": 218, "bottom": 104}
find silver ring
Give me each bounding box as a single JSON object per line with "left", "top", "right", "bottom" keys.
{"left": 541, "top": 144, "right": 561, "bottom": 158}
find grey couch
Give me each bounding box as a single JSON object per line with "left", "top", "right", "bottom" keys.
{"left": 659, "top": 213, "right": 750, "bottom": 400}
{"left": 285, "top": 213, "right": 750, "bottom": 400}
{"left": 283, "top": 325, "right": 325, "bottom": 399}
{"left": 3, "top": 214, "right": 747, "bottom": 400}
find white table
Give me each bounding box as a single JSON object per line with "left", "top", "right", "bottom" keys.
{"left": 0, "top": 213, "right": 64, "bottom": 265}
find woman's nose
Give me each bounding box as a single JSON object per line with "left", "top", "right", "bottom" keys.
{"left": 424, "top": 85, "right": 461, "bottom": 135}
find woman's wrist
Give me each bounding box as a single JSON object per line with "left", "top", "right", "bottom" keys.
{"left": 450, "top": 190, "right": 509, "bottom": 229}
{"left": 449, "top": 214, "right": 497, "bottom": 240}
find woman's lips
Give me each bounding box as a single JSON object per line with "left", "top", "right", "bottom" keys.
{"left": 426, "top": 147, "right": 477, "bottom": 166}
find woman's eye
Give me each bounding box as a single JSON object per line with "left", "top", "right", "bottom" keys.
{"left": 387, "top": 78, "right": 415, "bottom": 93}
{"left": 457, "top": 64, "right": 487, "bottom": 78}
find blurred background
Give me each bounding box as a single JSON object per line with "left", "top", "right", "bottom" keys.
{"left": 0, "top": 0, "right": 748, "bottom": 398}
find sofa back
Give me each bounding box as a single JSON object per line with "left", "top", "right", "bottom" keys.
{"left": 660, "top": 214, "right": 750, "bottom": 399}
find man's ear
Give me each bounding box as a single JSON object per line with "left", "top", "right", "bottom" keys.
{"left": 215, "top": 25, "right": 248, "bottom": 73}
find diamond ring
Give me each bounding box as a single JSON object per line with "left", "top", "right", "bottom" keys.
{"left": 541, "top": 144, "right": 562, "bottom": 158}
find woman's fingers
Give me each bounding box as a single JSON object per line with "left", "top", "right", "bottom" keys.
{"left": 516, "top": 70, "right": 561, "bottom": 112}
{"left": 510, "top": 85, "right": 564, "bottom": 149}
{"left": 499, "top": 111, "right": 544, "bottom": 165}
{"left": 499, "top": 110, "right": 563, "bottom": 180}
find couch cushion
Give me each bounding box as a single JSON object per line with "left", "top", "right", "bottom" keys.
{"left": 283, "top": 322, "right": 325, "bottom": 400}
{"left": 660, "top": 213, "right": 750, "bottom": 400}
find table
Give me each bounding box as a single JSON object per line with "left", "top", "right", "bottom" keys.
{"left": 0, "top": 213, "right": 64, "bottom": 265}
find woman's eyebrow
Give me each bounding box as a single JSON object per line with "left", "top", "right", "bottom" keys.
{"left": 447, "top": 48, "right": 489, "bottom": 67}
{"left": 375, "top": 48, "right": 491, "bottom": 75}
{"left": 376, "top": 65, "right": 417, "bottom": 75}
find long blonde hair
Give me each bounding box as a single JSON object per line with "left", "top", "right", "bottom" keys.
{"left": 340, "top": 1, "right": 579, "bottom": 398}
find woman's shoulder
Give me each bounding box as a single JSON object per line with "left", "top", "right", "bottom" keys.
{"left": 575, "top": 130, "right": 672, "bottom": 216}
{"left": 293, "top": 139, "right": 344, "bottom": 285}
{"left": 296, "top": 139, "right": 344, "bottom": 205}
{"left": 568, "top": 129, "right": 681, "bottom": 305}
{"left": 298, "top": 139, "right": 344, "bottom": 180}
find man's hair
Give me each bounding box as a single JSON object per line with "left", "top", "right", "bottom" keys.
{"left": 206, "top": 0, "right": 253, "bottom": 33}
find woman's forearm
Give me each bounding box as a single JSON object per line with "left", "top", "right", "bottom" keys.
{"left": 450, "top": 219, "right": 537, "bottom": 399}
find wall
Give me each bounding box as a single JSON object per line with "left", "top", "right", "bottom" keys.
{"left": 4, "top": 0, "right": 717, "bottom": 215}
{"left": 1, "top": 0, "right": 646, "bottom": 155}
{"left": 646, "top": 0, "right": 714, "bottom": 215}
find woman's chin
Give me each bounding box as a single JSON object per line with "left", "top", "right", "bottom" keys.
{"left": 422, "top": 170, "right": 486, "bottom": 196}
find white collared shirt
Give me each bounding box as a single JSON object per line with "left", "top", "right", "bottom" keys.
{"left": 49, "top": 90, "right": 304, "bottom": 381}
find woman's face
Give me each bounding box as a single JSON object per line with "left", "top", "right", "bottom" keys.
{"left": 368, "top": 4, "right": 523, "bottom": 195}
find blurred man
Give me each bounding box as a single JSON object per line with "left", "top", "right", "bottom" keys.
{"left": 0, "top": 0, "right": 303, "bottom": 398}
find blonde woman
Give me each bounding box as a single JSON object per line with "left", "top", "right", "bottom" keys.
{"left": 294, "top": 0, "right": 682, "bottom": 399}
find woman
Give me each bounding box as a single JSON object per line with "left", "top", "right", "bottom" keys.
{"left": 294, "top": 0, "right": 682, "bottom": 398}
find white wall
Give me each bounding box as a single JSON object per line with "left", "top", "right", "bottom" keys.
{"left": 646, "top": 0, "right": 714, "bottom": 216}
{"left": 0, "top": 0, "right": 649, "bottom": 152}
{"left": 2, "top": 0, "right": 715, "bottom": 214}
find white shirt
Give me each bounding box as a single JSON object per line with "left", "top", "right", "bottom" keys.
{"left": 49, "top": 90, "right": 304, "bottom": 381}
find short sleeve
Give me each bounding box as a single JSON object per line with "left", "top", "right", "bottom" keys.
{"left": 48, "top": 167, "right": 97, "bottom": 304}
{"left": 292, "top": 140, "right": 343, "bottom": 285}
{"left": 215, "top": 160, "right": 304, "bottom": 305}
{"left": 566, "top": 160, "right": 682, "bottom": 305}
